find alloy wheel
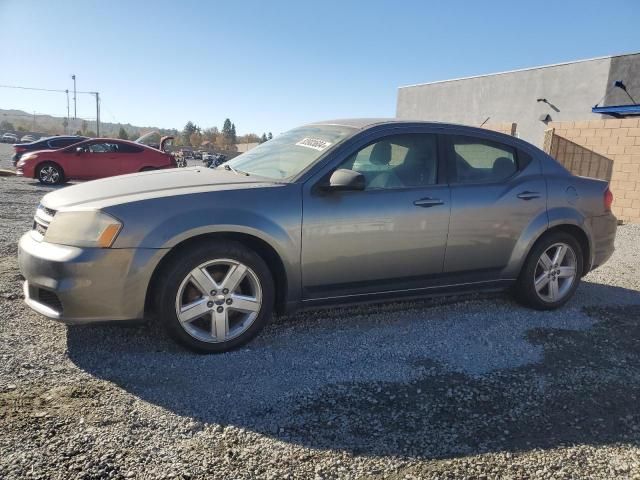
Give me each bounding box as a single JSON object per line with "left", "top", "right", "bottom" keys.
{"left": 174, "top": 259, "right": 262, "bottom": 343}
{"left": 39, "top": 166, "right": 60, "bottom": 184}
{"left": 533, "top": 242, "right": 577, "bottom": 303}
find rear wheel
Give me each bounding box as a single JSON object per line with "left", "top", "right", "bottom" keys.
{"left": 36, "top": 162, "right": 65, "bottom": 185}
{"left": 156, "top": 241, "right": 275, "bottom": 353}
{"left": 515, "top": 232, "right": 583, "bottom": 310}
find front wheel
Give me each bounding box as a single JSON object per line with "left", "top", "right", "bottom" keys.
{"left": 156, "top": 241, "right": 275, "bottom": 353}
{"left": 515, "top": 232, "right": 583, "bottom": 310}
{"left": 36, "top": 162, "right": 65, "bottom": 185}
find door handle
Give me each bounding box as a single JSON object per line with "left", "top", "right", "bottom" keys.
{"left": 413, "top": 197, "right": 444, "bottom": 208}
{"left": 517, "top": 191, "right": 541, "bottom": 200}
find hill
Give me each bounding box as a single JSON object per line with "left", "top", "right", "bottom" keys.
{"left": 0, "top": 108, "right": 177, "bottom": 139}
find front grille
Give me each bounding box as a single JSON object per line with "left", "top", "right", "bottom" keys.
{"left": 32, "top": 204, "right": 56, "bottom": 239}
{"left": 28, "top": 285, "right": 64, "bottom": 314}
{"left": 34, "top": 221, "right": 47, "bottom": 236}
{"left": 37, "top": 289, "right": 63, "bottom": 313}
{"left": 41, "top": 206, "right": 56, "bottom": 217}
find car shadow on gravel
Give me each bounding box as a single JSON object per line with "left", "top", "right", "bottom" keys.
{"left": 66, "top": 282, "right": 640, "bottom": 460}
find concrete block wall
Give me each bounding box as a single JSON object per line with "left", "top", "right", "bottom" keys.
{"left": 481, "top": 122, "right": 517, "bottom": 136}
{"left": 544, "top": 118, "right": 640, "bottom": 223}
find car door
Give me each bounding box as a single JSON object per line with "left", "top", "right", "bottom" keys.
{"left": 301, "top": 130, "right": 451, "bottom": 301}
{"left": 114, "top": 142, "right": 146, "bottom": 173}
{"left": 442, "top": 133, "right": 546, "bottom": 278}
{"left": 72, "top": 141, "right": 122, "bottom": 178}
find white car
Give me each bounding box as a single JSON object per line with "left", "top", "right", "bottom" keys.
{"left": 2, "top": 133, "right": 19, "bottom": 144}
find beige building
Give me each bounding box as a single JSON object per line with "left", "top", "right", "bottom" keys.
{"left": 398, "top": 53, "right": 640, "bottom": 223}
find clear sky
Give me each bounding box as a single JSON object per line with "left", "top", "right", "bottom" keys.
{"left": 1, "top": 0, "right": 638, "bottom": 135}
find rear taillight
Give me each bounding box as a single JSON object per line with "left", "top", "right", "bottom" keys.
{"left": 604, "top": 187, "right": 613, "bottom": 212}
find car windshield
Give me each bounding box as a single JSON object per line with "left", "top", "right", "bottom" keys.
{"left": 224, "top": 124, "right": 356, "bottom": 179}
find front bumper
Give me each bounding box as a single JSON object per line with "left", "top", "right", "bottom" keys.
{"left": 18, "top": 232, "right": 168, "bottom": 324}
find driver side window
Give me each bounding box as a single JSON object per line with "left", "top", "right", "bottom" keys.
{"left": 88, "top": 143, "right": 118, "bottom": 153}
{"left": 338, "top": 133, "right": 438, "bottom": 190}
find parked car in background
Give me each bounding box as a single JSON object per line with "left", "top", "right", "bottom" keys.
{"left": 20, "top": 134, "right": 37, "bottom": 143}
{"left": 2, "top": 133, "right": 18, "bottom": 143}
{"left": 16, "top": 136, "right": 176, "bottom": 184}
{"left": 12, "top": 135, "right": 88, "bottom": 166}
{"left": 205, "top": 153, "right": 227, "bottom": 168}
{"left": 180, "top": 148, "right": 194, "bottom": 160}
{"left": 17, "top": 119, "right": 617, "bottom": 353}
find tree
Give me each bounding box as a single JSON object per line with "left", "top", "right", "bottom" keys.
{"left": 230, "top": 123, "right": 237, "bottom": 144}
{"left": 222, "top": 118, "right": 232, "bottom": 137}
{"left": 0, "top": 120, "right": 15, "bottom": 131}
{"left": 268, "top": 132, "right": 273, "bottom": 140}
{"left": 238, "top": 133, "right": 260, "bottom": 144}
{"left": 260, "top": 133, "right": 268, "bottom": 143}
{"left": 75, "top": 130, "right": 83, "bottom": 136}
{"left": 190, "top": 131, "right": 203, "bottom": 147}
{"left": 203, "top": 127, "right": 219, "bottom": 145}
{"left": 81, "top": 120, "right": 89, "bottom": 134}
{"left": 117, "top": 127, "right": 129, "bottom": 140}
{"left": 182, "top": 121, "right": 198, "bottom": 145}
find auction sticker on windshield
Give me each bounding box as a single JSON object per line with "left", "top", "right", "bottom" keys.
{"left": 295, "top": 138, "right": 332, "bottom": 151}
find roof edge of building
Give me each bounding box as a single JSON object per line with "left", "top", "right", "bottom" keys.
{"left": 398, "top": 51, "right": 640, "bottom": 90}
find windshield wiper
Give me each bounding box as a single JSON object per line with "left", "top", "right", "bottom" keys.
{"left": 223, "top": 164, "right": 249, "bottom": 176}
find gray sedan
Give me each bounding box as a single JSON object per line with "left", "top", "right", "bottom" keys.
{"left": 18, "top": 119, "right": 617, "bottom": 352}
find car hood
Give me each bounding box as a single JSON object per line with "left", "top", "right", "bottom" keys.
{"left": 42, "top": 167, "right": 280, "bottom": 210}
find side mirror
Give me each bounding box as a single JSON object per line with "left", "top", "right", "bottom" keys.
{"left": 323, "top": 169, "right": 365, "bottom": 191}
{"left": 75, "top": 146, "right": 84, "bottom": 155}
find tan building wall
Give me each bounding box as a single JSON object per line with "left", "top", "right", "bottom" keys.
{"left": 543, "top": 118, "right": 640, "bottom": 223}
{"left": 481, "top": 122, "right": 517, "bottom": 136}
{"left": 236, "top": 142, "right": 259, "bottom": 153}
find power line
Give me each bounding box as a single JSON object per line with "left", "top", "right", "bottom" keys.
{"left": 2, "top": 112, "right": 96, "bottom": 120}
{"left": 0, "top": 84, "right": 97, "bottom": 95}
{"left": 0, "top": 83, "right": 101, "bottom": 134}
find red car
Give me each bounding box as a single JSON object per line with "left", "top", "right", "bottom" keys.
{"left": 16, "top": 137, "right": 176, "bottom": 185}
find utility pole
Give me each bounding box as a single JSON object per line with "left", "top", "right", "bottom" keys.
{"left": 65, "top": 89, "right": 70, "bottom": 132}
{"left": 94, "top": 92, "right": 100, "bottom": 137}
{"left": 71, "top": 74, "right": 77, "bottom": 119}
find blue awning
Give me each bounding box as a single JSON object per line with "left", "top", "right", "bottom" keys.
{"left": 592, "top": 104, "right": 640, "bottom": 117}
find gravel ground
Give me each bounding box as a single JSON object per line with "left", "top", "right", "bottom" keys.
{"left": 1, "top": 168, "right": 640, "bottom": 479}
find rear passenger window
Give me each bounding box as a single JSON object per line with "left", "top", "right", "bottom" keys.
{"left": 450, "top": 136, "right": 517, "bottom": 184}
{"left": 116, "top": 143, "right": 144, "bottom": 153}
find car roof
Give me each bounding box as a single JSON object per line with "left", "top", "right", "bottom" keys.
{"left": 306, "top": 118, "right": 548, "bottom": 155}
{"left": 307, "top": 117, "right": 488, "bottom": 131}
{"left": 38, "top": 135, "right": 85, "bottom": 141}
{"left": 306, "top": 118, "right": 397, "bottom": 129}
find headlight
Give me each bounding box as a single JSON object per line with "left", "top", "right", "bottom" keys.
{"left": 44, "top": 210, "right": 122, "bottom": 248}
{"left": 17, "top": 155, "right": 32, "bottom": 166}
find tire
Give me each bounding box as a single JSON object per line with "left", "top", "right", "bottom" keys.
{"left": 155, "top": 240, "right": 275, "bottom": 353}
{"left": 36, "top": 162, "right": 65, "bottom": 185}
{"left": 515, "top": 232, "right": 583, "bottom": 310}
